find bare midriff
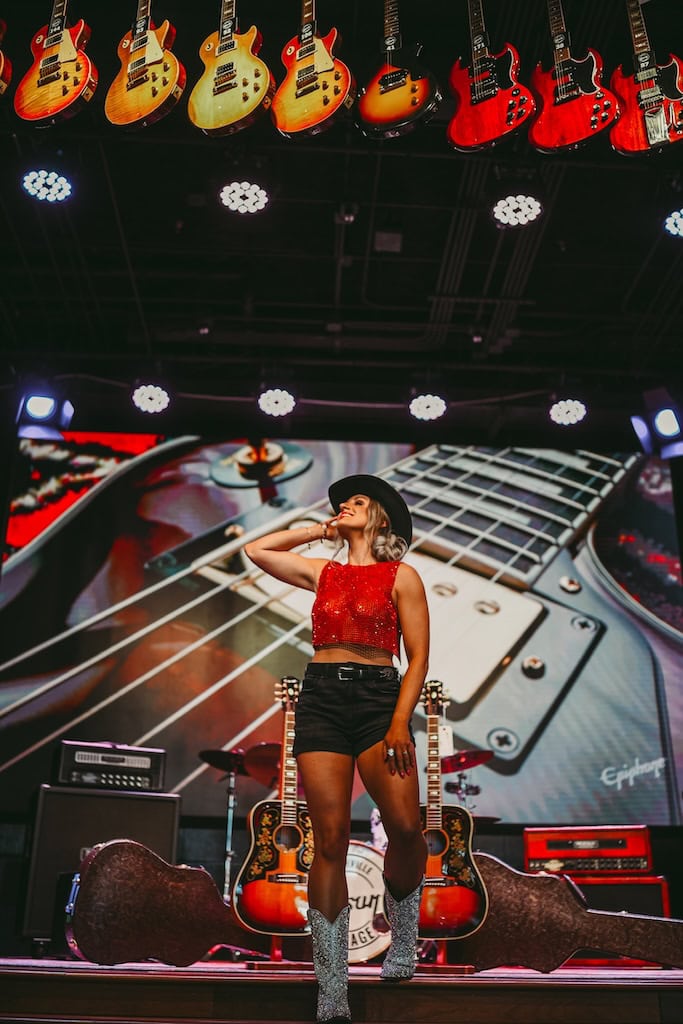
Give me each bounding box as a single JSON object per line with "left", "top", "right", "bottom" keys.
{"left": 312, "top": 642, "right": 394, "bottom": 666}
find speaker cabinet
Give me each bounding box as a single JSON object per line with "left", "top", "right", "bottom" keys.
{"left": 22, "top": 784, "right": 181, "bottom": 940}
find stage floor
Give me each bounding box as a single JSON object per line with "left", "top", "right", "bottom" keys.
{"left": 1, "top": 956, "right": 683, "bottom": 1024}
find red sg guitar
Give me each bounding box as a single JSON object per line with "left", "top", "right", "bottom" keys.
{"left": 355, "top": 0, "right": 441, "bottom": 140}
{"left": 609, "top": 0, "right": 683, "bottom": 155}
{"left": 187, "top": 0, "right": 276, "bottom": 136}
{"left": 232, "top": 677, "right": 314, "bottom": 935}
{"left": 271, "top": 0, "right": 356, "bottom": 138}
{"left": 13, "top": 0, "right": 97, "bottom": 125}
{"left": 528, "top": 0, "right": 620, "bottom": 152}
{"left": 447, "top": 0, "right": 535, "bottom": 151}
{"left": 0, "top": 19, "right": 12, "bottom": 98}
{"left": 418, "top": 680, "right": 488, "bottom": 940}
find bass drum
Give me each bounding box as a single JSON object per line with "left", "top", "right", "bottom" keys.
{"left": 345, "top": 841, "right": 391, "bottom": 963}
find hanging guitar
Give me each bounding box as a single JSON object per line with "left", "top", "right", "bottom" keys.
{"left": 355, "top": 0, "right": 441, "bottom": 139}
{"left": 609, "top": 0, "right": 683, "bottom": 154}
{"left": 0, "top": 19, "right": 12, "bottom": 98}
{"left": 528, "top": 0, "right": 620, "bottom": 152}
{"left": 13, "top": 0, "right": 97, "bottom": 125}
{"left": 418, "top": 679, "right": 488, "bottom": 940}
{"left": 447, "top": 0, "right": 535, "bottom": 151}
{"left": 271, "top": 0, "right": 356, "bottom": 138}
{"left": 232, "top": 676, "right": 314, "bottom": 935}
{"left": 104, "top": 0, "right": 186, "bottom": 128}
{"left": 187, "top": 0, "right": 276, "bottom": 136}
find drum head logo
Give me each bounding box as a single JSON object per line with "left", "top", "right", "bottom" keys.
{"left": 345, "top": 843, "right": 390, "bottom": 962}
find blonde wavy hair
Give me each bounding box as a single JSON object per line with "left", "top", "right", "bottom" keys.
{"left": 365, "top": 499, "right": 408, "bottom": 561}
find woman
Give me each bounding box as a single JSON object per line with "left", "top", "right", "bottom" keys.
{"left": 245, "top": 474, "right": 429, "bottom": 1024}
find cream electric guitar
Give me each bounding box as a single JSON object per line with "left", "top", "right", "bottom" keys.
{"left": 187, "top": 0, "right": 276, "bottom": 136}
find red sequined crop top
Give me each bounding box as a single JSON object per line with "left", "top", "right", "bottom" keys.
{"left": 311, "top": 560, "right": 401, "bottom": 656}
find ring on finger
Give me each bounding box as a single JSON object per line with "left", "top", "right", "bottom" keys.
{"left": 386, "top": 747, "right": 395, "bottom": 757}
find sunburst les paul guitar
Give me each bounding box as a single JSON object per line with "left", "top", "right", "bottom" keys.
{"left": 528, "top": 0, "right": 620, "bottom": 152}
{"left": 232, "top": 676, "right": 314, "bottom": 935}
{"left": 447, "top": 0, "right": 535, "bottom": 151}
{"left": 104, "top": 0, "right": 186, "bottom": 128}
{"left": 0, "top": 19, "right": 12, "bottom": 98}
{"left": 187, "top": 0, "right": 276, "bottom": 136}
{"left": 355, "top": 0, "right": 441, "bottom": 140}
{"left": 13, "top": 0, "right": 97, "bottom": 125}
{"left": 271, "top": 0, "right": 356, "bottom": 138}
{"left": 609, "top": 0, "right": 683, "bottom": 155}
{"left": 418, "top": 679, "right": 488, "bottom": 940}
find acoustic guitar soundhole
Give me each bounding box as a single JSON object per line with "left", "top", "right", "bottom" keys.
{"left": 274, "top": 824, "right": 302, "bottom": 851}
{"left": 425, "top": 828, "right": 448, "bottom": 856}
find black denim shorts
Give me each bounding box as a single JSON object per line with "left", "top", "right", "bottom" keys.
{"left": 293, "top": 662, "right": 413, "bottom": 758}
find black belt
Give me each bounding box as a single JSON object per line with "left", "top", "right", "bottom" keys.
{"left": 306, "top": 663, "right": 398, "bottom": 681}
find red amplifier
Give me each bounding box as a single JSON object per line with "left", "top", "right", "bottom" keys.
{"left": 523, "top": 825, "right": 652, "bottom": 874}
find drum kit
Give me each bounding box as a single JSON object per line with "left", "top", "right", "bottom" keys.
{"left": 199, "top": 742, "right": 497, "bottom": 963}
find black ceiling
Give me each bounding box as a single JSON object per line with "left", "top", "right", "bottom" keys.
{"left": 0, "top": 0, "right": 682, "bottom": 444}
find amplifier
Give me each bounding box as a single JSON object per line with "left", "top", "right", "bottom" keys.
{"left": 56, "top": 740, "right": 166, "bottom": 792}
{"left": 523, "top": 825, "right": 652, "bottom": 874}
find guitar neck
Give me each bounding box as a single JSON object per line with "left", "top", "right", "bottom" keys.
{"left": 219, "top": 0, "right": 237, "bottom": 44}
{"left": 133, "top": 0, "right": 152, "bottom": 39}
{"left": 279, "top": 707, "right": 298, "bottom": 826}
{"left": 47, "top": 0, "right": 68, "bottom": 44}
{"left": 546, "top": 0, "right": 572, "bottom": 64}
{"left": 383, "top": 0, "right": 402, "bottom": 51}
{"left": 300, "top": 0, "right": 317, "bottom": 39}
{"left": 625, "top": 0, "right": 657, "bottom": 76}
{"left": 425, "top": 711, "right": 442, "bottom": 829}
{"left": 467, "top": 0, "right": 491, "bottom": 67}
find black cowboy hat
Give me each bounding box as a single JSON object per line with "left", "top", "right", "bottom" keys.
{"left": 328, "top": 474, "right": 413, "bottom": 544}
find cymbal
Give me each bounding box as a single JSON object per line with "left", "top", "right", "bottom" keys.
{"left": 199, "top": 748, "right": 246, "bottom": 775}
{"left": 243, "top": 742, "right": 282, "bottom": 789}
{"left": 441, "top": 749, "right": 494, "bottom": 773}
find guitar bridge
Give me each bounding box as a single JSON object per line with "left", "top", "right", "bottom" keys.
{"left": 643, "top": 104, "right": 669, "bottom": 146}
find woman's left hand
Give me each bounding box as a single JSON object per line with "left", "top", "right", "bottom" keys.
{"left": 383, "top": 725, "right": 415, "bottom": 778}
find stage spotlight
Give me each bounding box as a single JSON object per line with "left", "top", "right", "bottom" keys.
{"left": 630, "top": 388, "right": 683, "bottom": 458}
{"left": 491, "top": 193, "right": 542, "bottom": 228}
{"left": 664, "top": 206, "right": 683, "bottom": 238}
{"left": 549, "top": 397, "right": 587, "bottom": 426}
{"left": 131, "top": 382, "right": 171, "bottom": 414}
{"left": 22, "top": 168, "right": 73, "bottom": 203}
{"left": 257, "top": 386, "right": 296, "bottom": 417}
{"left": 219, "top": 180, "right": 269, "bottom": 214}
{"left": 409, "top": 393, "right": 447, "bottom": 421}
{"left": 17, "top": 384, "right": 74, "bottom": 437}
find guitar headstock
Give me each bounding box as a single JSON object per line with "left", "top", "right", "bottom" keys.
{"left": 421, "top": 679, "right": 449, "bottom": 715}
{"left": 275, "top": 675, "right": 301, "bottom": 711}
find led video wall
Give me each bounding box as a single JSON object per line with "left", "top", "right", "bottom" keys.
{"left": 1, "top": 432, "right": 681, "bottom": 827}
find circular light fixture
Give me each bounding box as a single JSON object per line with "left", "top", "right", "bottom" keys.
{"left": 24, "top": 394, "right": 57, "bottom": 420}
{"left": 132, "top": 383, "right": 171, "bottom": 414}
{"left": 492, "top": 193, "right": 543, "bottom": 227}
{"left": 549, "top": 398, "right": 587, "bottom": 426}
{"left": 257, "top": 387, "right": 296, "bottom": 417}
{"left": 664, "top": 207, "right": 683, "bottom": 238}
{"left": 219, "top": 180, "right": 269, "bottom": 214}
{"left": 409, "top": 393, "right": 447, "bottom": 421}
{"left": 653, "top": 407, "right": 681, "bottom": 438}
{"left": 22, "top": 169, "right": 73, "bottom": 203}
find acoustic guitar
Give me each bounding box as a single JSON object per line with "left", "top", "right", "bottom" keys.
{"left": 528, "top": 0, "right": 620, "bottom": 152}
{"left": 609, "top": 0, "right": 683, "bottom": 155}
{"left": 418, "top": 680, "right": 488, "bottom": 939}
{"left": 232, "top": 676, "right": 314, "bottom": 935}
{"left": 64, "top": 840, "right": 683, "bottom": 970}
{"left": 271, "top": 0, "right": 356, "bottom": 138}
{"left": 104, "top": 0, "right": 186, "bottom": 128}
{"left": 447, "top": 0, "right": 535, "bottom": 151}
{"left": 187, "top": 0, "right": 276, "bottom": 136}
{"left": 13, "top": 0, "right": 97, "bottom": 125}
{"left": 355, "top": 0, "right": 441, "bottom": 140}
{"left": 0, "top": 19, "right": 12, "bottom": 98}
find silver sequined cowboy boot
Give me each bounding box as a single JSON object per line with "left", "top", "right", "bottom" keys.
{"left": 308, "top": 906, "right": 351, "bottom": 1023}
{"left": 380, "top": 877, "right": 424, "bottom": 981}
